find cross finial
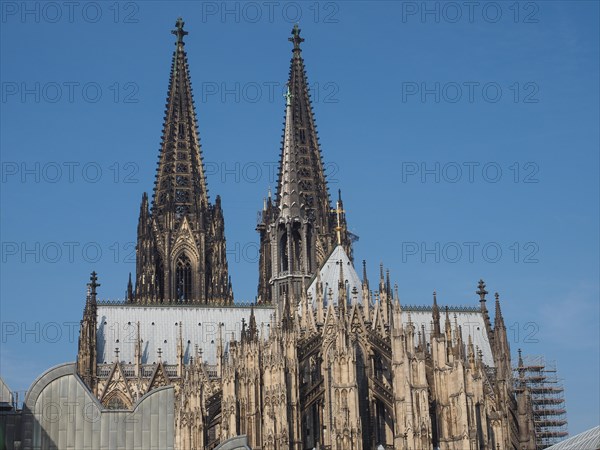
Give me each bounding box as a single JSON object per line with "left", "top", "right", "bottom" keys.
{"left": 88, "top": 271, "right": 100, "bottom": 298}
{"left": 157, "top": 347, "right": 163, "bottom": 361}
{"left": 477, "top": 279, "right": 488, "bottom": 301}
{"left": 172, "top": 17, "right": 188, "bottom": 44}
{"left": 289, "top": 24, "right": 304, "bottom": 51}
{"left": 115, "top": 347, "right": 120, "bottom": 360}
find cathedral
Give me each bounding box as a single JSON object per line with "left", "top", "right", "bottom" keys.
{"left": 4, "top": 19, "right": 539, "bottom": 450}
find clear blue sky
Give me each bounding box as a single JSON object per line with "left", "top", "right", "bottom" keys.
{"left": 1, "top": 0, "right": 598, "bottom": 435}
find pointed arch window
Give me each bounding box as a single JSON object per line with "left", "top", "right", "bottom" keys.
{"left": 104, "top": 392, "right": 129, "bottom": 410}
{"left": 306, "top": 225, "right": 312, "bottom": 273}
{"left": 292, "top": 228, "right": 302, "bottom": 272}
{"left": 280, "top": 233, "right": 289, "bottom": 272}
{"left": 156, "top": 258, "right": 164, "bottom": 300}
{"left": 176, "top": 254, "right": 192, "bottom": 302}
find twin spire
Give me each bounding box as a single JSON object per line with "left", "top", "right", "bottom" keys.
{"left": 155, "top": 19, "right": 330, "bottom": 230}
{"left": 133, "top": 18, "right": 231, "bottom": 304}
{"left": 279, "top": 84, "right": 302, "bottom": 219}
{"left": 256, "top": 23, "right": 353, "bottom": 305}
{"left": 135, "top": 19, "right": 348, "bottom": 305}
{"left": 275, "top": 24, "right": 332, "bottom": 229}
{"left": 152, "top": 17, "right": 209, "bottom": 228}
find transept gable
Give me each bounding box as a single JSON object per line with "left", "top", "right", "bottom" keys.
{"left": 349, "top": 304, "right": 368, "bottom": 337}
{"left": 322, "top": 303, "right": 338, "bottom": 338}
{"left": 100, "top": 362, "right": 134, "bottom": 409}
{"left": 147, "top": 362, "right": 171, "bottom": 393}
{"left": 371, "top": 302, "right": 387, "bottom": 337}
{"left": 172, "top": 216, "right": 200, "bottom": 255}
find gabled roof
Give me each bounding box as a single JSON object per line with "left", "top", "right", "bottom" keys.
{"left": 96, "top": 304, "right": 275, "bottom": 365}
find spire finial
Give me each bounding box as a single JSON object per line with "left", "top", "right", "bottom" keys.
{"left": 338, "top": 259, "right": 345, "bottom": 286}
{"left": 172, "top": 17, "right": 188, "bottom": 44}
{"left": 289, "top": 24, "right": 304, "bottom": 51}
{"left": 495, "top": 292, "right": 503, "bottom": 315}
{"left": 248, "top": 305, "right": 258, "bottom": 341}
{"left": 477, "top": 279, "right": 488, "bottom": 302}
{"left": 386, "top": 269, "right": 391, "bottom": 295}
{"left": 331, "top": 196, "right": 345, "bottom": 245}
{"left": 518, "top": 348, "right": 524, "bottom": 367}
{"left": 126, "top": 272, "right": 133, "bottom": 301}
{"left": 88, "top": 271, "right": 100, "bottom": 301}
{"left": 432, "top": 290, "right": 441, "bottom": 337}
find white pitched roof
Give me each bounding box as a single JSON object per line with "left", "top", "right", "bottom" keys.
{"left": 401, "top": 308, "right": 495, "bottom": 367}
{"left": 96, "top": 304, "right": 275, "bottom": 365}
{"left": 307, "top": 245, "right": 362, "bottom": 308}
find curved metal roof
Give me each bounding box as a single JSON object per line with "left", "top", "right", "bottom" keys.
{"left": 545, "top": 426, "right": 599, "bottom": 450}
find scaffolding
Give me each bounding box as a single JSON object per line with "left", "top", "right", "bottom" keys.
{"left": 514, "top": 353, "right": 568, "bottom": 449}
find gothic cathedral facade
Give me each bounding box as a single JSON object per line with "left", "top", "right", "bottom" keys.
{"left": 73, "top": 19, "right": 537, "bottom": 450}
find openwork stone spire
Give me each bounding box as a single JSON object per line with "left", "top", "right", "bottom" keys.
{"left": 275, "top": 24, "right": 331, "bottom": 233}
{"left": 257, "top": 25, "right": 353, "bottom": 306}
{"left": 133, "top": 18, "right": 232, "bottom": 304}
{"left": 152, "top": 17, "right": 209, "bottom": 226}
{"left": 278, "top": 85, "right": 302, "bottom": 219}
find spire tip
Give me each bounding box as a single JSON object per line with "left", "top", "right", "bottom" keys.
{"left": 172, "top": 17, "right": 188, "bottom": 44}
{"left": 289, "top": 23, "right": 305, "bottom": 51}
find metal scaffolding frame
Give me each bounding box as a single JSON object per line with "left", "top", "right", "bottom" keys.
{"left": 514, "top": 354, "right": 568, "bottom": 449}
